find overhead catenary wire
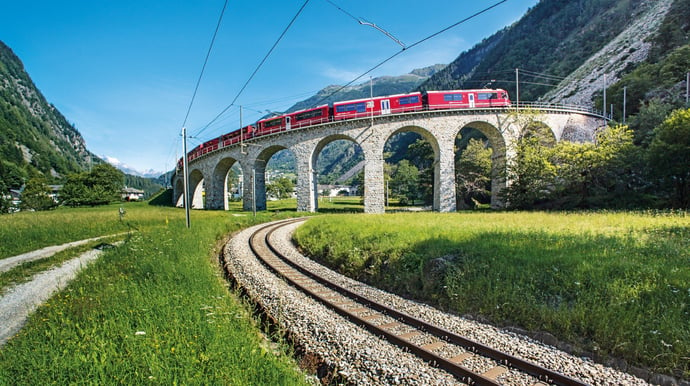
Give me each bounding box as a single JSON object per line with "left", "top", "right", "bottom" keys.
{"left": 325, "top": 0, "right": 405, "bottom": 49}
{"left": 178, "top": 0, "right": 230, "bottom": 228}
{"left": 181, "top": 0, "right": 229, "bottom": 129}
{"left": 518, "top": 68, "right": 567, "bottom": 82}
{"left": 192, "top": 87, "right": 328, "bottom": 139}
{"left": 311, "top": 0, "right": 510, "bottom": 108}
{"left": 193, "top": 0, "right": 311, "bottom": 139}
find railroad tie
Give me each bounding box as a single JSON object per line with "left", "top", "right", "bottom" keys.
{"left": 482, "top": 365, "right": 508, "bottom": 380}
{"left": 377, "top": 321, "right": 401, "bottom": 330}
{"left": 421, "top": 341, "right": 444, "bottom": 351}
{"left": 397, "top": 331, "right": 421, "bottom": 341}
{"left": 449, "top": 352, "right": 472, "bottom": 364}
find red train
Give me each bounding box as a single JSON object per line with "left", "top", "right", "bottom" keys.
{"left": 179, "top": 89, "right": 510, "bottom": 168}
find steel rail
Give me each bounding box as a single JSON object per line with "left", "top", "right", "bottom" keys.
{"left": 246, "top": 219, "right": 590, "bottom": 386}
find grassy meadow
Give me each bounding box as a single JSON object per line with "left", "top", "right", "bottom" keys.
{"left": 293, "top": 211, "right": 690, "bottom": 379}
{"left": 0, "top": 202, "right": 309, "bottom": 385}
{"left": 2, "top": 198, "right": 688, "bottom": 381}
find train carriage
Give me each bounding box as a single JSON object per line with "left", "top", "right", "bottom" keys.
{"left": 182, "top": 89, "right": 511, "bottom": 163}
{"left": 425, "top": 89, "right": 510, "bottom": 109}
{"left": 256, "top": 115, "right": 286, "bottom": 136}
{"left": 221, "top": 125, "right": 254, "bottom": 146}
{"left": 333, "top": 92, "right": 423, "bottom": 120}
{"left": 287, "top": 104, "right": 330, "bottom": 129}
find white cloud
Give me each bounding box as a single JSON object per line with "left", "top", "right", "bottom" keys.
{"left": 320, "top": 66, "right": 368, "bottom": 84}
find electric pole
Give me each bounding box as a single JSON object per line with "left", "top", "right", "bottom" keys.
{"left": 182, "top": 127, "right": 190, "bottom": 228}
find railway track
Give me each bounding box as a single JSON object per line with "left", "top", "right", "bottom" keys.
{"left": 244, "top": 218, "right": 590, "bottom": 386}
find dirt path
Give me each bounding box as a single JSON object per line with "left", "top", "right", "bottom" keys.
{"left": 0, "top": 242, "right": 120, "bottom": 346}
{"left": 0, "top": 234, "right": 125, "bottom": 274}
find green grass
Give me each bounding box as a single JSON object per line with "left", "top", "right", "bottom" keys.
{"left": 0, "top": 239, "right": 120, "bottom": 294}
{"left": 293, "top": 211, "right": 690, "bottom": 379}
{"left": 0, "top": 202, "right": 165, "bottom": 259}
{"left": 226, "top": 195, "right": 365, "bottom": 213}
{"left": 0, "top": 203, "right": 309, "bottom": 385}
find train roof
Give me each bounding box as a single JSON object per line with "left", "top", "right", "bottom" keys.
{"left": 425, "top": 88, "right": 508, "bottom": 93}
{"left": 332, "top": 91, "right": 422, "bottom": 105}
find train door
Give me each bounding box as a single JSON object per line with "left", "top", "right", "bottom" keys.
{"left": 468, "top": 93, "right": 475, "bottom": 108}
{"left": 381, "top": 99, "right": 391, "bottom": 114}
{"left": 285, "top": 116, "right": 291, "bottom": 130}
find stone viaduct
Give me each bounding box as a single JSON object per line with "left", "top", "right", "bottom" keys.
{"left": 172, "top": 106, "right": 603, "bottom": 213}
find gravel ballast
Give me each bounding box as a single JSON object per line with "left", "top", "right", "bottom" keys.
{"left": 223, "top": 220, "right": 652, "bottom": 385}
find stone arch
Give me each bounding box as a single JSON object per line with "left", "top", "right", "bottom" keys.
{"left": 456, "top": 121, "right": 507, "bottom": 208}
{"left": 382, "top": 125, "right": 446, "bottom": 211}
{"left": 521, "top": 120, "right": 557, "bottom": 147}
{"left": 174, "top": 175, "right": 185, "bottom": 207}
{"left": 311, "top": 133, "right": 362, "bottom": 211}
{"left": 561, "top": 124, "right": 593, "bottom": 143}
{"left": 247, "top": 145, "right": 293, "bottom": 212}
{"left": 210, "top": 157, "right": 239, "bottom": 210}
{"left": 188, "top": 169, "right": 205, "bottom": 209}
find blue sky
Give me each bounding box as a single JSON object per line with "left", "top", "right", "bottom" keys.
{"left": 1, "top": 0, "right": 538, "bottom": 175}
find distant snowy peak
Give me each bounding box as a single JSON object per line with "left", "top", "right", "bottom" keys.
{"left": 102, "top": 155, "right": 162, "bottom": 178}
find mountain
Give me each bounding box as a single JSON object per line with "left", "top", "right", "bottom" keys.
{"left": 420, "top": 0, "right": 673, "bottom": 103}
{"left": 0, "top": 41, "right": 96, "bottom": 189}
{"left": 541, "top": 0, "right": 675, "bottom": 107}
{"left": 102, "top": 155, "right": 163, "bottom": 179}
{"left": 284, "top": 64, "right": 446, "bottom": 113}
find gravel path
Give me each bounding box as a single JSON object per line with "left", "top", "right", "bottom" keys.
{"left": 0, "top": 233, "right": 125, "bottom": 273}
{"left": 224, "top": 219, "right": 653, "bottom": 385}
{"left": 0, "top": 242, "right": 119, "bottom": 346}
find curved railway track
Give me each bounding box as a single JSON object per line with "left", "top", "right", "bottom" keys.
{"left": 242, "top": 218, "right": 590, "bottom": 386}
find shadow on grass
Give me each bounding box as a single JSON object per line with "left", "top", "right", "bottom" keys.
{"left": 366, "top": 230, "right": 688, "bottom": 380}
{"left": 148, "top": 189, "right": 174, "bottom": 206}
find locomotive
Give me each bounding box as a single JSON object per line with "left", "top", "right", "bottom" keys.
{"left": 180, "top": 88, "right": 510, "bottom": 166}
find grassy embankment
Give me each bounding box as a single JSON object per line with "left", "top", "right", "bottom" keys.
{"left": 293, "top": 211, "right": 689, "bottom": 379}
{"left": 0, "top": 201, "right": 309, "bottom": 385}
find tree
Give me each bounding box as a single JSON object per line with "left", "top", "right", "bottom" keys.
{"left": 389, "top": 160, "right": 419, "bottom": 205}
{"left": 648, "top": 108, "right": 690, "bottom": 208}
{"left": 407, "top": 139, "right": 434, "bottom": 204}
{"left": 19, "top": 177, "right": 55, "bottom": 211}
{"left": 88, "top": 163, "right": 125, "bottom": 203}
{"left": 60, "top": 163, "right": 124, "bottom": 206}
{"left": 456, "top": 138, "right": 492, "bottom": 209}
{"left": 0, "top": 179, "right": 12, "bottom": 214}
{"left": 549, "top": 125, "right": 641, "bottom": 208}
{"left": 501, "top": 136, "right": 556, "bottom": 209}
{"left": 266, "top": 176, "right": 294, "bottom": 200}
{"left": 628, "top": 99, "right": 675, "bottom": 147}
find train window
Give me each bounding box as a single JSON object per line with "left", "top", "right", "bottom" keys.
{"left": 263, "top": 118, "right": 282, "bottom": 128}
{"left": 443, "top": 93, "right": 463, "bottom": 102}
{"left": 336, "top": 102, "right": 366, "bottom": 113}
{"left": 294, "top": 108, "right": 325, "bottom": 121}
{"left": 399, "top": 95, "right": 420, "bottom": 105}
{"left": 478, "top": 93, "right": 498, "bottom": 100}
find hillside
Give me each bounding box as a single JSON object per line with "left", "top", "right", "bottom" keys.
{"left": 421, "top": 0, "right": 666, "bottom": 102}
{"left": 0, "top": 41, "right": 164, "bottom": 198}
{"left": 0, "top": 41, "right": 94, "bottom": 189}
{"left": 542, "top": 0, "right": 674, "bottom": 107}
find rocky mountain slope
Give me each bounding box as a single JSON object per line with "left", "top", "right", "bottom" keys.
{"left": 0, "top": 41, "right": 95, "bottom": 188}
{"left": 542, "top": 0, "right": 674, "bottom": 107}
{"left": 421, "top": 0, "right": 668, "bottom": 103}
